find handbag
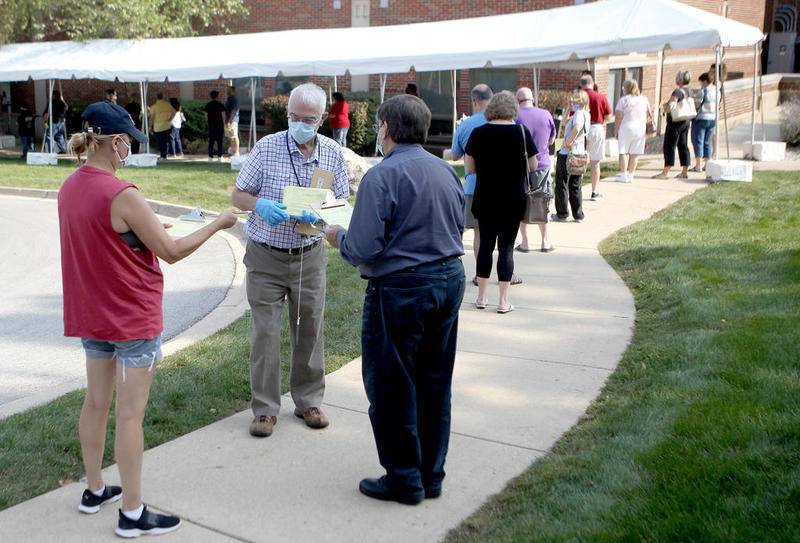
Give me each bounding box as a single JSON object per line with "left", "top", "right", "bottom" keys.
{"left": 669, "top": 89, "right": 697, "bottom": 121}
{"left": 566, "top": 113, "right": 588, "bottom": 176}
{"left": 520, "top": 125, "right": 549, "bottom": 225}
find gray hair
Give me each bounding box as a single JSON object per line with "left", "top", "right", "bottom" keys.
{"left": 484, "top": 91, "right": 519, "bottom": 121}
{"left": 377, "top": 94, "right": 431, "bottom": 144}
{"left": 288, "top": 83, "right": 327, "bottom": 116}
{"left": 675, "top": 70, "right": 691, "bottom": 86}
{"left": 471, "top": 84, "right": 493, "bottom": 103}
{"left": 580, "top": 75, "right": 594, "bottom": 89}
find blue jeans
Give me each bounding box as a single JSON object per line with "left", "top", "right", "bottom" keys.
{"left": 691, "top": 118, "right": 715, "bottom": 159}
{"left": 169, "top": 126, "right": 183, "bottom": 156}
{"left": 332, "top": 127, "right": 348, "bottom": 147}
{"left": 45, "top": 120, "right": 67, "bottom": 153}
{"left": 21, "top": 135, "right": 33, "bottom": 158}
{"left": 361, "top": 257, "right": 465, "bottom": 494}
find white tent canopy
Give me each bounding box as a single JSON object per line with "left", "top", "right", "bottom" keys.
{"left": 0, "top": 0, "right": 763, "bottom": 83}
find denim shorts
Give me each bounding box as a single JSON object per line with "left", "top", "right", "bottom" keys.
{"left": 81, "top": 336, "right": 163, "bottom": 369}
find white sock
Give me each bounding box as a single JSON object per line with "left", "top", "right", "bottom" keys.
{"left": 90, "top": 485, "right": 106, "bottom": 497}
{"left": 122, "top": 504, "right": 144, "bottom": 521}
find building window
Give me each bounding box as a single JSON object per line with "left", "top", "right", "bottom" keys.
{"left": 274, "top": 74, "right": 309, "bottom": 96}
{"left": 470, "top": 68, "right": 517, "bottom": 94}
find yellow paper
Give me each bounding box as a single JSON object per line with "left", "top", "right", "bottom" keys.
{"left": 283, "top": 186, "right": 330, "bottom": 217}
{"left": 312, "top": 201, "right": 354, "bottom": 230}
{"left": 160, "top": 216, "right": 215, "bottom": 238}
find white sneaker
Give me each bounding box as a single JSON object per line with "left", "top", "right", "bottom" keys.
{"left": 616, "top": 173, "right": 627, "bottom": 183}
{"left": 625, "top": 172, "right": 633, "bottom": 183}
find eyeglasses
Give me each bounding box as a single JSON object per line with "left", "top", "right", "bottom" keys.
{"left": 288, "top": 112, "right": 320, "bottom": 124}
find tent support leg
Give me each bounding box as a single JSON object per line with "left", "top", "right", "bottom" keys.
{"left": 750, "top": 42, "right": 758, "bottom": 149}
{"left": 379, "top": 74, "right": 387, "bottom": 103}
{"left": 451, "top": 70, "right": 457, "bottom": 137}
{"left": 533, "top": 65, "right": 539, "bottom": 106}
{"left": 333, "top": 75, "right": 338, "bottom": 92}
{"left": 713, "top": 48, "right": 721, "bottom": 161}
{"left": 48, "top": 79, "right": 54, "bottom": 155}
{"left": 655, "top": 50, "right": 665, "bottom": 135}
{"left": 141, "top": 81, "right": 150, "bottom": 155}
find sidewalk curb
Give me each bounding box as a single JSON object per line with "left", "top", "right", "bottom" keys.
{"left": 0, "top": 188, "right": 248, "bottom": 420}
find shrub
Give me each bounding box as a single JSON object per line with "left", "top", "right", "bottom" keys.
{"left": 180, "top": 99, "right": 210, "bottom": 143}
{"left": 780, "top": 99, "right": 800, "bottom": 146}
{"left": 65, "top": 99, "right": 88, "bottom": 135}
{"left": 263, "top": 95, "right": 289, "bottom": 134}
{"left": 537, "top": 90, "right": 572, "bottom": 115}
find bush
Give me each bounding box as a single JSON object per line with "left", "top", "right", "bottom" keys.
{"left": 181, "top": 99, "right": 210, "bottom": 143}
{"left": 779, "top": 99, "right": 800, "bottom": 146}
{"left": 65, "top": 99, "right": 88, "bottom": 135}
{"left": 263, "top": 95, "right": 289, "bottom": 134}
{"left": 537, "top": 90, "right": 572, "bottom": 115}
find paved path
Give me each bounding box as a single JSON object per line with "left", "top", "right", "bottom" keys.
{"left": 0, "top": 195, "right": 237, "bottom": 417}
{"left": 1, "top": 173, "right": 706, "bottom": 542}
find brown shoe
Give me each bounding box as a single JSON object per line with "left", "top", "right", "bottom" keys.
{"left": 249, "top": 415, "right": 277, "bottom": 437}
{"left": 294, "top": 406, "right": 329, "bottom": 429}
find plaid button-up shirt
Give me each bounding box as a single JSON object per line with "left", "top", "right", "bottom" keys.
{"left": 236, "top": 131, "right": 350, "bottom": 248}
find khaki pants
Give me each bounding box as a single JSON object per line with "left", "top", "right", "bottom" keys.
{"left": 244, "top": 239, "right": 327, "bottom": 417}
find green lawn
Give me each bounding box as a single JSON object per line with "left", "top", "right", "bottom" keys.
{"left": 0, "top": 158, "right": 364, "bottom": 510}
{"left": 446, "top": 171, "right": 800, "bottom": 542}
{"left": 0, "top": 157, "right": 237, "bottom": 210}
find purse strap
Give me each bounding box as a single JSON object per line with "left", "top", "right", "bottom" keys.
{"left": 520, "top": 124, "right": 531, "bottom": 176}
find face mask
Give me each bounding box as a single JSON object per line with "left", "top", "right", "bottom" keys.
{"left": 114, "top": 137, "right": 131, "bottom": 167}
{"left": 376, "top": 123, "right": 386, "bottom": 156}
{"left": 288, "top": 121, "right": 318, "bottom": 144}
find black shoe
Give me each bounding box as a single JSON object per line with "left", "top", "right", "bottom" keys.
{"left": 359, "top": 477, "right": 424, "bottom": 505}
{"left": 471, "top": 276, "right": 478, "bottom": 286}
{"left": 550, "top": 214, "right": 568, "bottom": 223}
{"left": 425, "top": 487, "right": 442, "bottom": 499}
{"left": 115, "top": 506, "right": 181, "bottom": 538}
{"left": 78, "top": 485, "right": 122, "bottom": 514}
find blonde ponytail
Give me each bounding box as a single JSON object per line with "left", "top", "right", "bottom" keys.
{"left": 68, "top": 131, "right": 113, "bottom": 163}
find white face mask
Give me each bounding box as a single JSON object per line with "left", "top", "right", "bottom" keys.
{"left": 114, "top": 137, "right": 131, "bottom": 167}
{"left": 376, "top": 122, "right": 386, "bottom": 156}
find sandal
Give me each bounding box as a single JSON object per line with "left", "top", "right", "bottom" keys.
{"left": 541, "top": 245, "right": 555, "bottom": 253}
{"left": 514, "top": 244, "right": 531, "bottom": 253}
{"left": 511, "top": 275, "right": 523, "bottom": 285}
{"left": 651, "top": 172, "right": 668, "bottom": 179}
{"left": 474, "top": 298, "right": 488, "bottom": 310}
{"left": 497, "top": 303, "right": 514, "bottom": 314}
{"left": 676, "top": 172, "right": 689, "bottom": 179}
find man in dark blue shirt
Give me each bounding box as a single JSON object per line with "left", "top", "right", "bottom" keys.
{"left": 325, "top": 94, "right": 465, "bottom": 505}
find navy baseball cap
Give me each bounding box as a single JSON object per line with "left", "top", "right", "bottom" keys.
{"left": 81, "top": 101, "right": 148, "bottom": 143}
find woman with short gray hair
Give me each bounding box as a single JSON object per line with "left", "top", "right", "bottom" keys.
{"left": 653, "top": 70, "right": 692, "bottom": 179}
{"left": 465, "top": 91, "right": 537, "bottom": 314}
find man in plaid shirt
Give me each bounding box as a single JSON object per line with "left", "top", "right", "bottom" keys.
{"left": 232, "top": 83, "right": 349, "bottom": 438}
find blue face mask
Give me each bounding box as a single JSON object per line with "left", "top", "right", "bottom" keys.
{"left": 288, "top": 121, "right": 318, "bottom": 144}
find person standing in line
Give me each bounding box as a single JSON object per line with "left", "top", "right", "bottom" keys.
{"left": 552, "top": 90, "right": 590, "bottom": 223}
{"left": 168, "top": 98, "right": 185, "bottom": 158}
{"left": 225, "top": 85, "right": 240, "bottom": 157}
{"left": 147, "top": 92, "right": 175, "bottom": 160}
{"left": 231, "top": 83, "right": 349, "bottom": 438}
{"left": 580, "top": 74, "right": 612, "bottom": 201}
{"left": 325, "top": 94, "right": 465, "bottom": 505}
{"left": 204, "top": 90, "right": 225, "bottom": 161}
{"left": 105, "top": 88, "right": 118, "bottom": 104}
{"left": 18, "top": 105, "right": 36, "bottom": 158}
{"left": 405, "top": 83, "right": 419, "bottom": 97}
{"left": 614, "top": 79, "right": 652, "bottom": 183}
{"left": 124, "top": 93, "right": 143, "bottom": 155}
{"left": 691, "top": 72, "right": 718, "bottom": 173}
{"left": 44, "top": 90, "right": 68, "bottom": 154}
{"left": 465, "top": 91, "right": 537, "bottom": 314}
{"left": 60, "top": 100, "right": 237, "bottom": 538}
{"left": 514, "top": 86, "right": 555, "bottom": 253}
{"left": 329, "top": 92, "right": 350, "bottom": 147}
{"left": 652, "top": 71, "right": 692, "bottom": 179}
{"left": 450, "top": 83, "right": 491, "bottom": 286}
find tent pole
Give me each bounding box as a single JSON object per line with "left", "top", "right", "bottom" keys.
{"left": 333, "top": 75, "right": 338, "bottom": 92}
{"left": 759, "top": 43, "right": 765, "bottom": 140}
{"left": 750, "top": 42, "right": 758, "bottom": 148}
{"left": 379, "top": 74, "right": 387, "bottom": 103}
{"left": 533, "top": 65, "right": 539, "bottom": 105}
{"left": 142, "top": 81, "right": 150, "bottom": 155}
{"left": 451, "top": 70, "right": 457, "bottom": 137}
{"left": 48, "top": 79, "right": 54, "bottom": 154}
{"left": 249, "top": 77, "right": 256, "bottom": 152}
{"left": 655, "top": 49, "right": 665, "bottom": 135}
{"left": 713, "top": 47, "right": 721, "bottom": 160}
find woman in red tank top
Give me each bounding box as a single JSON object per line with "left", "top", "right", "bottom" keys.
{"left": 59, "top": 101, "right": 237, "bottom": 538}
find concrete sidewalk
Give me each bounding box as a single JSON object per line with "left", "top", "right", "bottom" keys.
{"left": 1, "top": 173, "right": 706, "bottom": 542}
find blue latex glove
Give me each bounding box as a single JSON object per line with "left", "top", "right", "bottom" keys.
{"left": 295, "top": 209, "right": 320, "bottom": 225}
{"left": 255, "top": 198, "right": 289, "bottom": 226}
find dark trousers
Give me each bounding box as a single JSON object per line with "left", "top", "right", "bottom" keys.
{"left": 131, "top": 130, "right": 141, "bottom": 155}
{"left": 663, "top": 119, "right": 690, "bottom": 167}
{"left": 476, "top": 215, "right": 519, "bottom": 281}
{"left": 362, "top": 258, "right": 465, "bottom": 494}
{"left": 169, "top": 127, "right": 183, "bottom": 156}
{"left": 21, "top": 135, "right": 33, "bottom": 158}
{"left": 208, "top": 126, "right": 224, "bottom": 158}
{"left": 554, "top": 153, "right": 584, "bottom": 220}
{"left": 155, "top": 129, "right": 171, "bottom": 158}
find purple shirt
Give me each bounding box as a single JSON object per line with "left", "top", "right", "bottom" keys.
{"left": 516, "top": 106, "right": 556, "bottom": 171}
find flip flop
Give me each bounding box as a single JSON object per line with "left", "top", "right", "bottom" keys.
{"left": 511, "top": 275, "right": 523, "bottom": 285}
{"left": 514, "top": 244, "right": 531, "bottom": 253}
{"left": 651, "top": 173, "right": 668, "bottom": 179}
{"left": 497, "top": 304, "right": 514, "bottom": 314}
{"left": 541, "top": 245, "right": 555, "bottom": 253}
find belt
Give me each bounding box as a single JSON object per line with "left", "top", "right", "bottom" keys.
{"left": 591, "top": 122, "right": 603, "bottom": 125}
{"left": 255, "top": 239, "right": 321, "bottom": 255}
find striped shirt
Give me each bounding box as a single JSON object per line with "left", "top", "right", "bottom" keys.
{"left": 236, "top": 131, "right": 349, "bottom": 248}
